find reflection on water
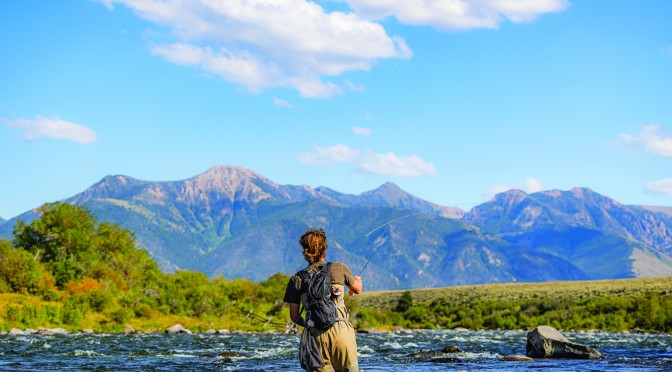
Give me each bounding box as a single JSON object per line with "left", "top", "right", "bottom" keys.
{"left": 0, "top": 329, "right": 670, "bottom": 371}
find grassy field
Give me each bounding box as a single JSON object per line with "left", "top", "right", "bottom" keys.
{"left": 358, "top": 276, "right": 672, "bottom": 310}
{"left": 351, "top": 276, "right": 672, "bottom": 332}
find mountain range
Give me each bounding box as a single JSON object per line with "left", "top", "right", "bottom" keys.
{"left": 2, "top": 165, "right": 671, "bottom": 290}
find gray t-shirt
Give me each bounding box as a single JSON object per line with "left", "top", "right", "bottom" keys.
{"left": 283, "top": 261, "right": 355, "bottom": 304}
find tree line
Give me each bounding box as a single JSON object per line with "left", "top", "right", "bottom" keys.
{"left": 0, "top": 202, "right": 290, "bottom": 332}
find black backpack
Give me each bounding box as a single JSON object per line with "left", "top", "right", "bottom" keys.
{"left": 298, "top": 262, "right": 338, "bottom": 330}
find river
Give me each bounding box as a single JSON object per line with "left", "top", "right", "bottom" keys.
{"left": 1, "top": 329, "right": 670, "bottom": 371}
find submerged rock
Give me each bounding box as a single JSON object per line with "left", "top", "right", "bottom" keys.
{"left": 199, "top": 351, "right": 246, "bottom": 358}
{"left": 428, "top": 357, "right": 462, "bottom": 363}
{"left": 442, "top": 345, "right": 464, "bottom": 353}
{"left": 526, "top": 326, "right": 602, "bottom": 359}
{"left": 358, "top": 328, "right": 386, "bottom": 334}
{"left": 500, "top": 355, "right": 533, "bottom": 362}
{"left": 218, "top": 351, "right": 246, "bottom": 358}
{"left": 410, "top": 345, "right": 465, "bottom": 361}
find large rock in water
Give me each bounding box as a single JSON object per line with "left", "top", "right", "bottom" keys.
{"left": 526, "top": 326, "right": 603, "bottom": 359}
{"left": 165, "top": 324, "right": 192, "bottom": 334}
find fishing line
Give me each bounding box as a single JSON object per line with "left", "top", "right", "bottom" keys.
{"left": 357, "top": 212, "right": 423, "bottom": 276}
{"left": 344, "top": 212, "right": 422, "bottom": 310}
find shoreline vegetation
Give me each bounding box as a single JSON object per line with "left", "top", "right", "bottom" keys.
{"left": 1, "top": 203, "right": 671, "bottom": 334}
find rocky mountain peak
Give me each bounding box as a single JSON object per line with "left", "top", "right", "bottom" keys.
{"left": 491, "top": 189, "right": 529, "bottom": 206}
{"left": 74, "top": 175, "right": 145, "bottom": 201}
{"left": 362, "top": 182, "right": 406, "bottom": 199}
{"left": 192, "top": 165, "right": 266, "bottom": 186}
{"left": 181, "top": 165, "right": 276, "bottom": 204}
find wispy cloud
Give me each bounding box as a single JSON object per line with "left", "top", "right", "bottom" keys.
{"left": 273, "top": 97, "right": 296, "bottom": 109}
{"left": 340, "top": 0, "right": 569, "bottom": 30}
{"left": 484, "top": 177, "right": 543, "bottom": 197}
{"left": 645, "top": 179, "right": 672, "bottom": 197}
{"left": 102, "top": 0, "right": 411, "bottom": 98}
{"left": 297, "top": 144, "right": 436, "bottom": 177}
{"left": 619, "top": 125, "right": 672, "bottom": 157}
{"left": 3, "top": 116, "right": 98, "bottom": 144}
{"left": 353, "top": 127, "right": 373, "bottom": 136}
{"left": 297, "top": 144, "right": 361, "bottom": 164}
{"left": 356, "top": 150, "right": 437, "bottom": 177}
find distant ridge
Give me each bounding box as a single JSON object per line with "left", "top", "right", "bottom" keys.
{"left": 639, "top": 205, "right": 672, "bottom": 217}
{"left": 1, "top": 165, "right": 671, "bottom": 289}
{"left": 464, "top": 187, "right": 672, "bottom": 279}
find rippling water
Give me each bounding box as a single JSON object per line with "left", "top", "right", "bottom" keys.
{"left": 0, "top": 330, "right": 670, "bottom": 371}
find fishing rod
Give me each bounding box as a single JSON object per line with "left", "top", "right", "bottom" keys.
{"left": 229, "top": 299, "right": 287, "bottom": 329}
{"left": 357, "top": 212, "right": 423, "bottom": 276}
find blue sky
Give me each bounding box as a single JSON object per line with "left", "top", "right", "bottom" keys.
{"left": 1, "top": 0, "right": 671, "bottom": 219}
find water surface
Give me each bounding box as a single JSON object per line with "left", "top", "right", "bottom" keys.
{"left": 1, "top": 330, "right": 670, "bottom": 371}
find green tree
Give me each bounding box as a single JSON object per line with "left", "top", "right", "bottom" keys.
{"left": 13, "top": 203, "right": 97, "bottom": 288}
{"left": 0, "top": 239, "right": 56, "bottom": 297}
{"left": 395, "top": 291, "right": 414, "bottom": 313}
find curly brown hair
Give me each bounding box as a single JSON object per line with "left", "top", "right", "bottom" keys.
{"left": 299, "top": 228, "right": 327, "bottom": 264}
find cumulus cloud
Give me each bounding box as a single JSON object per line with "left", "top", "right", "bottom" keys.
{"left": 99, "top": 0, "right": 567, "bottom": 97}
{"left": 4, "top": 116, "right": 98, "bottom": 144}
{"left": 619, "top": 125, "right": 672, "bottom": 157}
{"left": 297, "top": 144, "right": 436, "bottom": 177}
{"left": 339, "top": 0, "right": 569, "bottom": 30}
{"left": 645, "top": 179, "right": 672, "bottom": 197}
{"left": 353, "top": 127, "right": 373, "bottom": 136}
{"left": 102, "top": 0, "right": 411, "bottom": 98}
{"left": 484, "top": 177, "right": 543, "bottom": 197}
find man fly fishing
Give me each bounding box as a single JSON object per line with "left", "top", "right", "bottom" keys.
{"left": 283, "top": 228, "right": 363, "bottom": 372}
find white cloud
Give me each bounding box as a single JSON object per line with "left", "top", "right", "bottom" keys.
{"left": 103, "top": 0, "right": 411, "bottom": 98}
{"left": 645, "top": 179, "right": 672, "bottom": 197}
{"left": 297, "top": 144, "right": 436, "bottom": 177}
{"left": 340, "top": 0, "right": 568, "bottom": 30}
{"left": 273, "top": 97, "right": 296, "bottom": 108}
{"left": 484, "top": 177, "right": 543, "bottom": 198}
{"left": 524, "top": 177, "right": 543, "bottom": 193}
{"left": 4, "top": 116, "right": 98, "bottom": 144}
{"left": 619, "top": 125, "right": 672, "bottom": 157}
{"left": 357, "top": 151, "right": 437, "bottom": 177}
{"left": 353, "top": 127, "right": 373, "bottom": 136}
{"left": 297, "top": 144, "right": 361, "bottom": 164}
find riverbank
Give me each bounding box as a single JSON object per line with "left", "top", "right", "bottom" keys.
{"left": 353, "top": 276, "right": 672, "bottom": 332}
{"left": 2, "top": 276, "right": 670, "bottom": 334}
